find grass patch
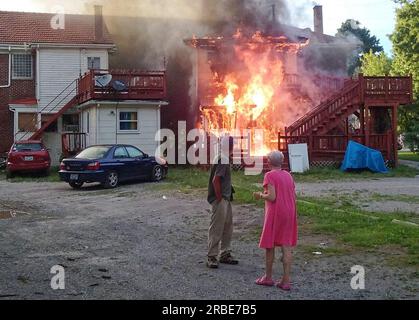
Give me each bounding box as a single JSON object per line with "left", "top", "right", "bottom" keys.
{"left": 0, "top": 167, "right": 61, "bottom": 183}
{"left": 297, "top": 197, "right": 419, "bottom": 267}
{"left": 158, "top": 164, "right": 418, "bottom": 194}
{"left": 154, "top": 166, "right": 264, "bottom": 205}
{"left": 399, "top": 151, "right": 419, "bottom": 162}
{"left": 292, "top": 165, "right": 419, "bottom": 182}
{"left": 158, "top": 167, "right": 419, "bottom": 267}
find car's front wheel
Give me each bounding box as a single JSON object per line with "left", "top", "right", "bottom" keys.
{"left": 103, "top": 171, "right": 119, "bottom": 189}
{"left": 151, "top": 165, "right": 164, "bottom": 182}
{"left": 69, "top": 181, "right": 84, "bottom": 189}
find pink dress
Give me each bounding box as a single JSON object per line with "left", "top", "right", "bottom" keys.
{"left": 259, "top": 170, "right": 298, "bottom": 249}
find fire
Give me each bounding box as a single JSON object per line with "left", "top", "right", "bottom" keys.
{"left": 213, "top": 31, "right": 286, "bottom": 154}
{"left": 215, "top": 82, "right": 238, "bottom": 115}
{"left": 187, "top": 30, "right": 315, "bottom": 156}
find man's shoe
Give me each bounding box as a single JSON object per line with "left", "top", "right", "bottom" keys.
{"left": 219, "top": 253, "right": 239, "bottom": 265}
{"left": 207, "top": 257, "right": 219, "bottom": 269}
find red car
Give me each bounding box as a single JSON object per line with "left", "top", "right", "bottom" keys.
{"left": 6, "top": 140, "right": 51, "bottom": 178}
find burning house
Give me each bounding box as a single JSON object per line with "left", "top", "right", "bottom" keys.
{"left": 185, "top": 5, "right": 349, "bottom": 156}
{"left": 184, "top": 4, "right": 412, "bottom": 166}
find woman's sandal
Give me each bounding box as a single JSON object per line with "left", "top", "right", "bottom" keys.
{"left": 276, "top": 281, "right": 292, "bottom": 291}
{"left": 255, "top": 276, "right": 275, "bottom": 287}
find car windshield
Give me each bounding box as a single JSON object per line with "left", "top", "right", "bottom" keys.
{"left": 76, "top": 146, "right": 111, "bottom": 160}
{"left": 14, "top": 143, "right": 43, "bottom": 152}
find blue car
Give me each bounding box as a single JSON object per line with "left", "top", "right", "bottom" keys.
{"left": 59, "top": 145, "right": 168, "bottom": 189}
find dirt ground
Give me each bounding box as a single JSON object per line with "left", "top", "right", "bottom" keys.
{"left": 0, "top": 178, "right": 418, "bottom": 300}
{"left": 296, "top": 177, "right": 419, "bottom": 214}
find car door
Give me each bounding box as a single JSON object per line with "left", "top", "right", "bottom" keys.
{"left": 113, "top": 146, "right": 136, "bottom": 181}
{"left": 125, "top": 146, "right": 150, "bottom": 178}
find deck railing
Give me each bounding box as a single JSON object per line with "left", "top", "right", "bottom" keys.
{"left": 77, "top": 69, "right": 167, "bottom": 103}
{"left": 62, "top": 133, "right": 87, "bottom": 158}
{"left": 285, "top": 75, "right": 413, "bottom": 137}
{"left": 359, "top": 74, "right": 413, "bottom": 104}
{"left": 278, "top": 132, "right": 393, "bottom": 162}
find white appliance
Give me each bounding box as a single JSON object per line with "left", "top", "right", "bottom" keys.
{"left": 288, "top": 143, "right": 310, "bottom": 173}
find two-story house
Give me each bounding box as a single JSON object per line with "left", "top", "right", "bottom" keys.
{"left": 0, "top": 7, "right": 168, "bottom": 164}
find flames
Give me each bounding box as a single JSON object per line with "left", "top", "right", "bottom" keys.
{"left": 186, "top": 29, "right": 346, "bottom": 157}
{"left": 188, "top": 30, "right": 314, "bottom": 156}
{"left": 212, "top": 30, "right": 294, "bottom": 155}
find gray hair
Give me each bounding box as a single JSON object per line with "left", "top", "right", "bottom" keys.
{"left": 267, "top": 151, "right": 284, "bottom": 168}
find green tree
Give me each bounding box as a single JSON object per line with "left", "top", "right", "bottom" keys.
{"left": 337, "top": 19, "right": 384, "bottom": 75}
{"left": 360, "top": 50, "right": 393, "bottom": 76}
{"left": 391, "top": 0, "right": 419, "bottom": 152}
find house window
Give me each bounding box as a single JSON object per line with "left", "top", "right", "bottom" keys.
{"left": 62, "top": 114, "right": 80, "bottom": 132}
{"left": 18, "top": 113, "right": 37, "bottom": 132}
{"left": 119, "top": 111, "right": 138, "bottom": 131}
{"left": 87, "top": 57, "right": 101, "bottom": 70}
{"left": 12, "top": 54, "right": 33, "bottom": 79}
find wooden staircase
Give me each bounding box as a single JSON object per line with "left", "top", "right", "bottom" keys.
{"left": 30, "top": 95, "right": 79, "bottom": 140}
{"left": 286, "top": 79, "right": 360, "bottom": 136}
{"left": 286, "top": 75, "right": 413, "bottom": 137}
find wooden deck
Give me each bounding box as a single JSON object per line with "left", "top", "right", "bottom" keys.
{"left": 77, "top": 69, "right": 167, "bottom": 103}
{"left": 29, "top": 69, "right": 167, "bottom": 141}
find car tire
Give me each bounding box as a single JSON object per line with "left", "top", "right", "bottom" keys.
{"left": 151, "top": 165, "right": 164, "bottom": 182}
{"left": 69, "top": 181, "right": 84, "bottom": 189}
{"left": 103, "top": 171, "right": 119, "bottom": 189}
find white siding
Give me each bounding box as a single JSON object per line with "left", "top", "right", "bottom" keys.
{"left": 81, "top": 104, "right": 161, "bottom": 156}
{"left": 38, "top": 48, "right": 109, "bottom": 114}
{"left": 81, "top": 49, "right": 109, "bottom": 71}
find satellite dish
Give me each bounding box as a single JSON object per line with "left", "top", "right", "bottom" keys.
{"left": 112, "top": 80, "right": 128, "bottom": 92}
{"left": 95, "top": 74, "right": 112, "bottom": 87}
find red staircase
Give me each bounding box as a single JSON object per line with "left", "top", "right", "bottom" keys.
{"left": 286, "top": 79, "right": 360, "bottom": 136}
{"left": 23, "top": 69, "right": 167, "bottom": 142}
{"left": 286, "top": 75, "right": 413, "bottom": 137}
{"left": 30, "top": 96, "right": 79, "bottom": 140}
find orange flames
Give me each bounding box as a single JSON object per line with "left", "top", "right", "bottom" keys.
{"left": 212, "top": 31, "right": 294, "bottom": 155}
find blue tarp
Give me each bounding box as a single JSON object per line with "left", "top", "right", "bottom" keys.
{"left": 341, "top": 140, "right": 389, "bottom": 173}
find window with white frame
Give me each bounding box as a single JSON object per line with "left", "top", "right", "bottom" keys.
{"left": 119, "top": 111, "right": 139, "bottom": 131}
{"left": 12, "top": 54, "right": 33, "bottom": 79}
{"left": 87, "top": 57, "right": 101, "bottom": 70}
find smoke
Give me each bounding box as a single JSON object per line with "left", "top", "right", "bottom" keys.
{"left": 27, "top": 0, "right": 359, "bottom": 132}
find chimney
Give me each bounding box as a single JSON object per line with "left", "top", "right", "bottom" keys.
{"left": 313, "top": 5, "right": 323, "bottom": 34}
{"left": 94, "top": 5, "right": 104, "bottom": 42}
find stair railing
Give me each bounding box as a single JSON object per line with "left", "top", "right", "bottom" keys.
{"left": 286, "top": 80, "right": 360, "bottom": 136}
{"left": 15, "top": 78, "right": 79, "bottom": 142}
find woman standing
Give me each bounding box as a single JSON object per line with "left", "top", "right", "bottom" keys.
{"left": 253, "top": 151, "right": 298, "bottom": 291}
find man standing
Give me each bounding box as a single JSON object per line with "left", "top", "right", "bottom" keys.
{"left": 207, "top": 136, "right": 239, "bottom": 269}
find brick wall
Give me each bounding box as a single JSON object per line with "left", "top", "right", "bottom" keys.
{"left": 0, "top": 53, "right": 36, "bottom": 153}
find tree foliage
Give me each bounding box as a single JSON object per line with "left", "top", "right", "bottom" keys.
{"left": 337, "top": 19, "right": 384, "bottom": 75}
{"left": 391, "top": 0, "right": 419, "bottom": 152}
{"left": 360, "top": 51, "right": 393, "bottom": 76}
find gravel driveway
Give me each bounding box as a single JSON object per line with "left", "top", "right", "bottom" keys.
{"left": 0, "top": 179, "right": 417, "bottom": 300}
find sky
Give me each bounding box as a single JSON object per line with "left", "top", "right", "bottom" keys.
{"left": 288, "top": 0, "right": 399, "bottom": 55}
{"left": 0, "top": 0, "right": 399, "bottom": 54}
